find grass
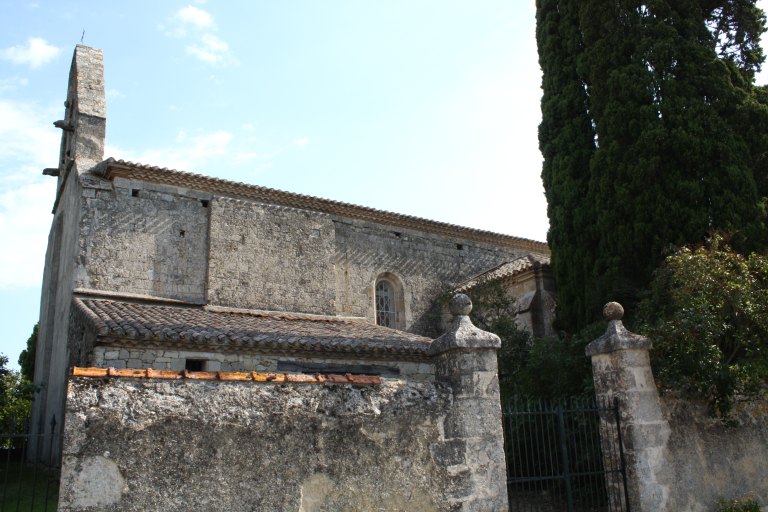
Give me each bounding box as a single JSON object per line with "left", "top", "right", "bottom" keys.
{"left": 0, "top": 460, "right": 58, "bottom": 512}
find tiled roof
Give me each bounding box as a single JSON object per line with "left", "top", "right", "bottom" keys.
{"left": 91, "top": 158, "right": 550, "bottom": 254}
{"left": 453, "top": 255, "right": 551, "bottom": 293}
{"left": 74, "top": 297, "right": 433, "bottom": 360}
{"left": 71, "top": 367, "right": 382, "bottom": 386}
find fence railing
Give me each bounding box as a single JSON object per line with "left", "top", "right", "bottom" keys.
{"left": 503, "top": 398, "right": 629, "bottom": 512}
{"left": 1, "top": 416, "right": 61, "bottom": 512}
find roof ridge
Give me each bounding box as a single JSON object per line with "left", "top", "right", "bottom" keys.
{"left": 94, "top": 158, "right": 550, "bottom": 254}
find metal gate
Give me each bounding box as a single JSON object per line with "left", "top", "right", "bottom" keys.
{"left": 1, "top": 416, "right": 60, "bottom": 512}
{"left": 503, "top": 398, "right": 630, "bottom": 512}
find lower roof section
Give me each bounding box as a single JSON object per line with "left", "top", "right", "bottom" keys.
{"left": 73, "top": 296, "right": 433, "bottom": 361}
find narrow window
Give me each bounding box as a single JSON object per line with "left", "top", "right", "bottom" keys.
{"left": 375, "top": 280, "right": 396, "bottom": 327}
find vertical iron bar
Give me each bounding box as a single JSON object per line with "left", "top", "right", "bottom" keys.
{"left": 43, "top": 416, "right": 57, "bottom": 510}
{"left": 30, "top": 416, "right": 41, "bottom": 512}
{"left": 14, "top": 417, "right": 30, "bottom": 512}
{"left": 613, "top": 398, "right": 630, "bottom": 512}
{"left": 1, "top": 415, "right": 16, "bottom": 512}
{"left": 531, "top": 400, "right": 544, "bottom": 510}
{"left": 586, "top": 398, "right": 602, "bottom": 511}
{"left": 556, "top": 404, "right": 574, "bottom": 512}
{"left": 544, "top": 402, "right": 561, "bottom": 506}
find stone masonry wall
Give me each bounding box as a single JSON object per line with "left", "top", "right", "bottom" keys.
{"left": 656, "top": 397, "right": 768, "bottom": 511}
{"left": 60, "top": 378, "right": 456, "bottom": 512}
{"left": 333, "top": 220, "right": 526, "bottom": 334}
{"left": 588, "top": 304, "right": 768, "bottom": 512}
{"left": 89, "top": 346, "right": 435, "bottom": 382}
{"left": 207, "top": 198, "right": 338, "bottom": 314}
{"left": 76, "top": 177, "right": 210, "bottom": 302}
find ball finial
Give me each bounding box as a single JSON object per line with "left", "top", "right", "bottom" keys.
{"left": 603, "top": 302, "right": 624, "bottom": 321}
{"left": 449, "top": 294, "right": 473, "bottom": 316}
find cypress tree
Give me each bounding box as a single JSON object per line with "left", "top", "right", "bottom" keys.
{"left": 537, "top": 0, "right": 598, "bottom": 330}
{"left": 537, "top": 0, "right": 768, "bottom": 331}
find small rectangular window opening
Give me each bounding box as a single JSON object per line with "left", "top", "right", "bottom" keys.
{"left": 185, "top": 359, "right": 205, "bottom": 372}
{"left": 392, "top": 231, "right": 402, "bottom": 238}
{"left": 200, "top": 199, "right": 209, "bottom": 208}
{"left": 131, "top": 189, "right": 139, "bottom": 197}
{"left": 179, "top": 230, "right": 186, "bottom": 237}
{"left": 456, "top": 244, "right": 464, "bottom": 250}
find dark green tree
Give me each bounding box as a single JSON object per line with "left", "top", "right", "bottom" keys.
{"left": 0, "top": 355, "right": 33, "bottom": 431}
{"left": 18, "top": 323, "right": 38, "bottom": 383}
{"left": 537, "top": 0, "right": 768, "bottom": 331}
{"left": 537, "top": 0, "right": 598, "bottom": 330}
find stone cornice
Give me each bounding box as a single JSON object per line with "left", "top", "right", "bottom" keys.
{"left": 92, "top": 158, "right": 550, "bottom": 254}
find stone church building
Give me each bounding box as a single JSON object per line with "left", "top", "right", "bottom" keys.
{"left": 32, "top": 45, "right": 554, "bottom": 469}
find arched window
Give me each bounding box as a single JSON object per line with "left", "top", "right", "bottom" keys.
{"left": 375, "top": 279, "right": 396, "bottom": 327}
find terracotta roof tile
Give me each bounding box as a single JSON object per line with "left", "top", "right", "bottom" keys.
{"left": 71, "top": 367, "right": 381, "bottom": 386}
{"left": 74, "top": 297, "right": 433, "bottom": 360}
{"left": 91, "top": 158, "right": 549, "bottom": 254}
{"left": 453, "top": 255, "right": 551, "bottom": 293}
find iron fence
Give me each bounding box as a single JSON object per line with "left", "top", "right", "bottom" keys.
{"left": 503, "top": 398, "right": 629, "bottom": 512}
{"left": 1, "top": 416, "right": 60, "bottom": 512}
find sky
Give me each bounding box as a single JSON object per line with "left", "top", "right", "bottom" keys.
{"left": 0, "top": 1, "right": 546, "bottom": 370}
{"left": 3, "top": 1, "right": 768, "bottom": 371}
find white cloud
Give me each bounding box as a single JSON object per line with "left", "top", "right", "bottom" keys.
{"left": 186, "top": 34, "right": 234, "bottom": 64}
{"left": 293, "top": 137, "right": 310, "bottom": 147}
{"left": 0, "top": 100, "right": 61, "bottom": 289}
{"left": 0, "top": 100, "right": 60, "bottom": 174}
{"left": 108, "top": 129, "right": 234, "bottom": 171}
{"left": 162, "top": 6, "right": 235, "bottom": 65}
{"left": 176, "top": 5, "right": 214, "bottom": 29}
{"left": 0, "top": 181, "right": 56, "bottom": 289}
{"left": 1, "top": 37, "right": 60, "bottom": 69}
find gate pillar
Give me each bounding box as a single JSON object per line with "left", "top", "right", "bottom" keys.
{"left": 430, "top": 294, "right": 509, "bottom": 512}
{"left": 586, "top": 302, "right": 671, "bottom": 512}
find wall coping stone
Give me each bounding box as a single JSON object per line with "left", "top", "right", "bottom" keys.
{"left": 430, "top": 294, "right": 501, "bottom": 355}
{"left": 585, "top": 301, "right": 651, "bottom": 356}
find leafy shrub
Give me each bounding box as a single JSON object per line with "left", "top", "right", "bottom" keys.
{"left": 638, "top": 235, "right": 768, "bottom": 416}
{"left": 715, "top": 496, "right": 761, "bottom": 512}
{"left": 466, "top": 280, "right": 596, "bottom": 402}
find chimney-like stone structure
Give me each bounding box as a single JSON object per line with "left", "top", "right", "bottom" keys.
{"left": 46, "top": 45, "right": 106, "bottom": 198}
{"left": 430, "top": 293, "right": 510, "bottom": 511}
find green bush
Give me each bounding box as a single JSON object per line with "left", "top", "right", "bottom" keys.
{"left": 465, "top": 280, "right": 597, "bottom": 402}
{"left": 638, "top": 235, "right": 768, "bottom": 416}
{"left": 715, "top": 496, "right": 761, "bottom": 512}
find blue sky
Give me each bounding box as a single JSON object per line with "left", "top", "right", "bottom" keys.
{"left": 3, "top": 1, "right": 767, "bottom": 370}
{"left": 1, "top": 1, "right": 547, "bottom": 369}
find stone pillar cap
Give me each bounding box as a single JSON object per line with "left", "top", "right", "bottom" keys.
{"left": 585, "top": 302, "right": 651, "bottom": 356}
{"left": 430, "top": 294, "right": 501, "bottom": 355}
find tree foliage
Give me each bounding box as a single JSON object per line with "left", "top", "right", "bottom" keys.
{"left": 18, "top": 323, "right": 37, "bottom": 383}
{"left": 467, "top": 281, "right": 595, "bottom": 402}
{"left": 0, "top": 355, "right": 34, "bottom": 432}
{"left": 638, "top": 235, "right": 768, "bottom": 416}
{"left": 537, "top": 0, "right": 768, "bottom": 331}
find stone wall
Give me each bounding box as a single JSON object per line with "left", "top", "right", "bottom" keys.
{"left": 90, "top": 346, "right": 435, "bottom": 381}
{"left": 60, "top": 378, "right": 453, "bottom": 512}
{"left": 58, "top": 295, "right": 509, "bottom": 511}
{"left": 77, "top": 177, "right": 210, "bottom": 302}
{"left": 657, "top": 397, "right": 768, "bottom": 511}
{"left": 207, "top": 197, "right": 337, "bottom": 314}
{"left": 332, "top": 219, "right": 524, "bottom": 333}
{"left": 587, "top": 303, "right": 768, "bottom": 512}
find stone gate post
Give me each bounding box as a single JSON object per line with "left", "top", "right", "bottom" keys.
{"left": 430, "top": 294, "right": 509, "bottom": 512}
{"left": 585, "top": 302, "right": 671, "bottom": 512}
